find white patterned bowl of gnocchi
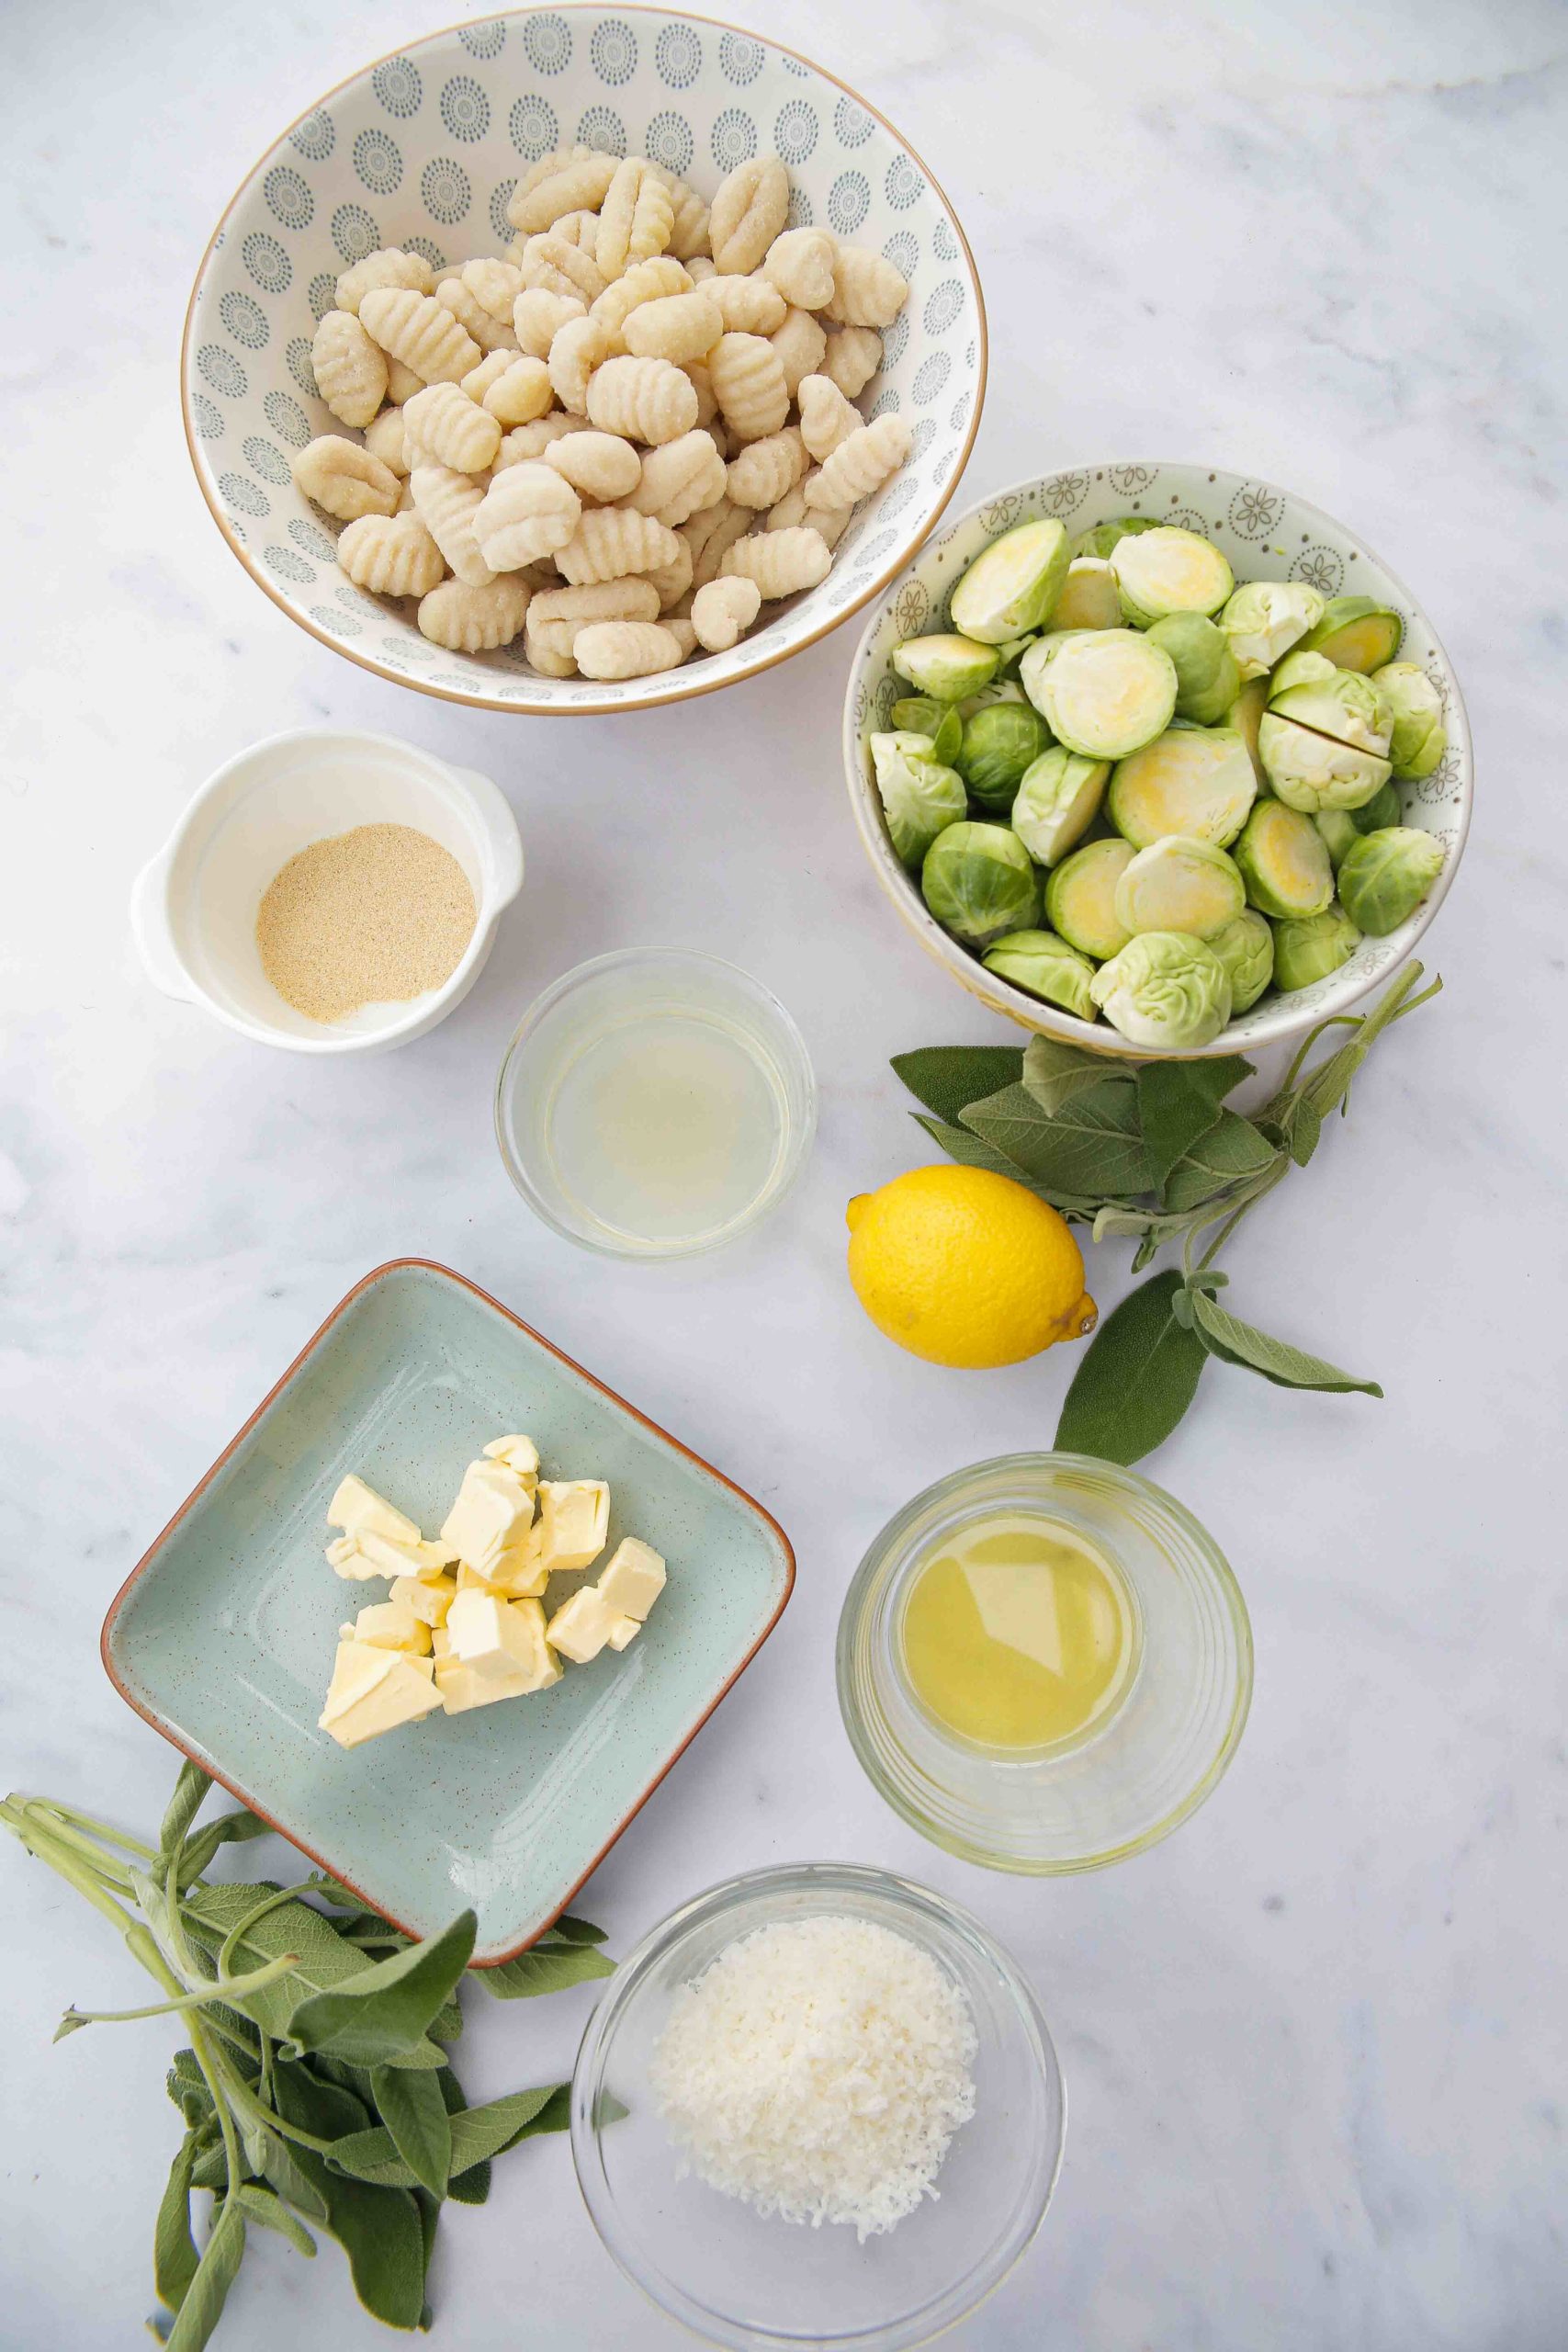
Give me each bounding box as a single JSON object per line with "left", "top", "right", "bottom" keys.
{"left": 182, "top": 8, "right": 987, "bottom": 713}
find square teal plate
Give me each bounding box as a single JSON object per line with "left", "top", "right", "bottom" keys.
{"left": 101, "top": 1261, "right": 795, "bottom": 1962}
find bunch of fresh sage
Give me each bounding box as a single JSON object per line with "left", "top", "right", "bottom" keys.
{"left": 1, "top": 1763, "right": 615, "bottom": 2346}
{"left": 892, "top": 959, "right": 1440, "bottom": 1462}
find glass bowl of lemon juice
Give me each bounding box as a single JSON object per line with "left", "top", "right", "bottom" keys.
{"left": 837, "top": 1453, "right": 1252, "bottom": 1873}
{"left": 496, "top": 949, "right": 817, "bottom": 1259}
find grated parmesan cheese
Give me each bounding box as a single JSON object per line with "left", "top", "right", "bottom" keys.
{"left": 648, "top": 1913, "right": 978, "bottom": 2239}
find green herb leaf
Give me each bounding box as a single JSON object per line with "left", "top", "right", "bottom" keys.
{"left": 287, "top": 1912, "right": 477, "bottom": 2066}
{"left": 258, "top": 2135, "right": 331, "bottom": 2225}
{"left": 153, "top": 2135, "right": 202, "bottom": 2315}
{"left": 271, "top": 2054, "right": 372, "bottom": 2142}
{"left": 430, "top": 1996, "right": 462, "bottom": 2045}
{"left": 231, "top": 2184, "right": 316, "bottom": 2259}
{"left": 1288, "top": 1098, "right": 1323, "bottom": 1168}
{"left": 479, "top": 1942, "right": 616, "bottom": 2001}
{"left": 281, "top": 2149, "right": 428, "bottom": 2331}
{"left": 1055, "top": 1271, "right": 1209, "bottom": 1464}
{"left": 1190, "top": 1295, "right": 1383, "bottom": 1395}
{"left": 159, "top": 1766, "right": 212, "bottom": 1863}
{"left": 540, "top": 1914, "right": 609, "bottom": 1947}
{"left": 891, "top": 1045, "right": 1024, "bottom": 1126}
{"left": 175, "top": 1808, "right": 272, "bottom": 1892}
{"left": 963, "top": 1080, "right": 1153, "bottom": 1199}
{"left": 911, "top": 1113, "right": 1042, "bottom": 1183}
{"left": 371, "top": 2065, "right": 452, "bottom": 2198}
{"left": 164, "top": 2201, "right": 245, "bottom": 2352}
{"left": 1161, "top": 1110, "right": 1280, "bottom": 1211}
{"left": 330, "top": 2083, "right": 570, "bottom": 2190}
{"left": 184, "top": 1884, "right": 412, "bottom": 2044}
{"left": 1021, "top": 1035, "right": 1129, "bottom": 1117}
{"left": 1135, "top": 1056, "right": 1252, "bottom": 1196}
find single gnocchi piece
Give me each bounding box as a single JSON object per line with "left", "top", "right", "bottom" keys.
{"left": 337, "top": 511, "right": 446, "bottom": 598}
{"left": 292, "top": 435, "right": 400, "bottom": 522}
{"left": 704, "top": 274, "right": 787, "bottom": 337}
{"left": 682, "top": 497, "right": 754, "bottom": 589}
{"left": 591, "top": 256, "right": 693, "bottom": 351}
{"left": 518, "top": 232, "right": 605, "bottom": 306}
{"left": 572, "top": 620, "right": 684, "bottom": 680}
{"left": 726, "top": 426, "right": 807, "bottom": 510}
{"left": 623, "top": 288, "right": 723, "bottom": 367}
{"left": 403, "top": 380, "right": 502, "bottom": 474}
{"left": 547, "top": 315, "right": 614, "bottom": 415}
{"left": 819, "top": 325, "right": 882, "bottom": 401}
{"left": 762, "top": 227, "right": 837, "bottom": 311}
{"left": 718, "top": 525, "right": 833, "bottom": 600}
{"left": 524, "top": 605, "right": 578, "bottom": 677}
{"left": 807, "top": 413, "right": 912, "bottom": 509}
{"left": 544, "top": 430, "right": 643, "bottom": 503}
{"left": 666, "top": 186, "right": 711, "bottom": 262}
{"left": 513, "top": 287, "right": 586, "bottom": 358}
{"left": 472, "top": 463, "right": 582, "bottom": 570}
{"left": 548, "top": 208, "right": 602, "bottom": 254}
{"left": 788, "top": 476, "right": 854, "bottom": 548}
{"left": 530, "top": 577, "right": 661, "bottom": 630}
{"left": 585, "top": 355, "right": 699, "bottom": 446}
{"left": 771, "top": 307, "right": 828, "bottom": 401}
{"left": 409, "top": 462, "right": 495, "bottom": 586}
{"left": 363, "top": 406, "right": 412, "bottom": 477}
{"left": 509, "top": 150, "right": 620, "bottom": 236}
{"left": 417, "top": 574, "right": 531, "bottom": 652}
{"left": 708, "top": 334, "right": 789, "bottom": 443}
{"left": 628, "top": 430, "right": 728, "bottom": 527}
{"left": 360, "top": 288, "right": 480, "bottom": 387}
{"left": 336, "top": 247, "right": 432, "bottom": 316}
{"left": 462, "top": 257, "right": 525, "bottom": 322}
{"left": 691, "top": 574, "right": 762, "bottom": 653}
{"left": 596, "top": 156, "right": 675, "bottom": 281}
{"left": 310, "top": 311, "right": 388, "bottom": 428}
{"left": 796, "top": 372, "right": 862, "bottom": 461}
{"left": 493, "top": 412, "right": 581, "bottom": 466}
{"left": 554, "top": 506, "right": 682, "bottom": 586}
{"left": 436, "top": 274, "right": 517, "bottom": 356}
{"left": 708, "top": 156, "right": 790, "bottom": 277}
{"left": 643, "top": 533, "right": 694, "bottom": 611}
{"left": 825, "top": 246, "right": 909, "bottom": 330}
{"left": 460, "top": 351, "right": 515, "bottom": 406}
{"left": 482, "top": 356, "right": 555, "bottom": 426}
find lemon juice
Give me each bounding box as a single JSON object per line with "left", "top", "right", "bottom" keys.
{"left": 899, "top": 1512, "right": 1136, "bottom": 1752}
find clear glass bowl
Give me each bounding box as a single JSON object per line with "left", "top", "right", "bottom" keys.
{"left": 837, "top": 1453, "right": 1252, "bottom": 1873}
{"left": 494, "top": 948, "right": 816, "bottom": 1260}
{"left": 571, "top": 1863, "right": 1065, "bottom": 2352}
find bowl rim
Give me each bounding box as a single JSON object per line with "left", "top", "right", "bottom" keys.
{"left": 570, "top": 1858, "right": 1066, "bottom": 2352}
{"left": 98, "top": 1259, "right": 797, "bottom": 1963}
{"left": 841, "top": 458, "right": 1473, "bottom": 1058}
{"left": 180, "top": 2, "right": 989, "bottom": 717}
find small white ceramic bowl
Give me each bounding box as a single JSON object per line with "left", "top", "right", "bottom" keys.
{"left": 182, "top": 7, "right": 986, "bottom": 716}
{"left": 843, "top": 461, "right": 1472, "bottom": 1059}
{"left": 131, "top": 727, "right": 523, "bottom": 1053}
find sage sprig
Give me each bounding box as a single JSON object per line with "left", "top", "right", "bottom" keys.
{"left": 892, "top": 960, "right": 1441, "bottom": 1463}
{"left": 1, "top": 1763, "right": 614, "bottom": 2346}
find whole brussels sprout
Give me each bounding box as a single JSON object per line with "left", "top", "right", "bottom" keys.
{"left": 1108, "top": 727, "right": 1256, "bottom": 849}
{"left": 1226, "top": 674, "right": 1270, "bottom": 786}
{"left": 1089, "top": 931, "right": 1234, "bottom": 1049}
{"left": 1233, "top": 798, "right": 1334, "bottom": 919}
{"left": 1070, "top": 514, "right": 1164, "bottom": 560}
{"left": 1208, "top": 909, "right": 1275, "bottom": 1014}
{"left": 951, "top": 518, "right": 1071, "bottom": 645}
{"left": 891, "top": 632, "right": 999, "bottom": 701}
{"left": 1021, "top": 628, "right": 1178, "bottom": 760}
{"left": 1270, "top": 903, "right": 1362, "bottom": 992}
{"left": 1351, "top": 779, "right": 1402, "bottom": 834}
{"left": 1217, "top": 580, "right": 1324, "bottom": 679}
{"left": 921, "top": 821, "right": 1042, "bottom": 948}
{"left": 1110, "top": 526, "right": 1235, "bottom": 626}
{"left": 890, "top": 695, "right": 963, "bottom": 764}
{"left": 1011, "top": 748, "right": 1110, "bottom": 865}
{"left": 1296, "top": 594, "right": 1403, "bottom": 674}
{"left": 1145, "top": 614, "right": 1242, "bottom": 726}
{"left": 869, "top": 730, "right": 967, "bottom": 868}
{"left": 1335, "top": 827, "right": 1445, "bottom": 935}
{"left": 957, "top": 701, "right": 1051, "bottom": 810}
{"left": 1114, "top": 836, "right": 1247, "bottom": 940}
{"left": 1045, "top": 837, "right": 1135, "bottom": 961}
{"left": 1371, "top": 662, "right": 1447, "bottom": 780}
{"left": 1268, "top": 650, "right": 1391, "bottom": 757}
{"left": 982, "top": 930, "right": 1099, "bottom": 1020}
{"left": 1050, "top": 557, "right": 1122, "bottom": 631}
{"left": 1258, "top": 715, "right": 1392, "bottom": 814}
{"left": 1313, "top": 808, "right": 1360, "bottom": 870}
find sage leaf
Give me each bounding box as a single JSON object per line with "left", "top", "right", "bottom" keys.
{"left": 164, "top": 2201, "right": 245, "bottom": 2352}
{"left": 159, "top": 1766, "right": 211, "bottom": 1862}
{"left": 430, "top": 1995, "right": 462, "bottom": 2045}
{"left": 540, "top": 1914, "right": 608, "bottom": 1947}
{"left": 280, "top": 2147, "right": 427, "bottom": 2331}
{"left": 175, "top": 1808, "right": 271, "bottom": 1892}
{"left": 1055, "top": 1271, "right": 1209, "bottom": 1464}
{"left": 287, "top": 1911, "right": 476, "bottom": 2065}
{"left": 271, "top": 2054, "right": 371, "bottom": 2142}
{"left": 1289, "top": 1098, "right": 1322, "bottom": 1168}
{"left": 190, "top": 2136, "right": 231, "bottom": 2193}
{"left": 1162, "top": 1110, "right": 1280, "bottom": 1211}
{"left": 911, "top": 1112, "right": 1042, "bottom": 1183}
{"left": 184, "top": 1884, "right": 414, "bottom": 2044}
{"left": 1021, "top": 1034, "right": 1129, "bottom": 1118}
{"left": 330, "top": 2083, "right": 569, "bottom": 2189}
{"left": 891, "top": 1045, "right": 1024, "bottom": 1127}
{"left": 232, "top": 2183, "right": 316, "bottom": 2258}
{"left": 479, "top": 1941, "right": 616, "bottom": 2000}
{"left": 438, "top": 2066, "right": 489, "bottom": 2205}
{"left": 962, "top": 1080, "right": 1153, "bottom": 1198}
{"left": 1136, "top": 1056, "right": 1252, "bottom": 1196}
{"left": 153, "top": 2134, "right": 201, "bottom": 2315}
{"left": 1190, "top": 1295, "right": 1383, "bottom": 1395}
{"left": 259, "top": 2135, "right": 331, "bottom": 2225}
{"left": 371, "top": 2065, "right": 452, "bottom": 2198}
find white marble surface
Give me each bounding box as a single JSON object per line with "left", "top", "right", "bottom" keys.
{"left": 3, "top": 2, "right": 1565, "bottom": 2345}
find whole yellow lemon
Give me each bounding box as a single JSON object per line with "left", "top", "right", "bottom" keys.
{"left": 846, "top": 1164, "right": 1098, "bottom": 1369}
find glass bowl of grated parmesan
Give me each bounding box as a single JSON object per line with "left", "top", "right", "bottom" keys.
{"left": 570, "top": 1862, "right": 1064, "bottom": 2350}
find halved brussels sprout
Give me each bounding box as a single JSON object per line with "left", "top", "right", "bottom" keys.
{"left": 1371, "top": 662, "right": 1447, "bottom": 780}
{"left": 1351, "top": 779, "right": 1402, "bottom": 834}
{"left": 1335, "top": 827, "right": 1445, "bottom": 936}
{"left": 982, "top": 929, "right": 1099, "bottom": 1020}
{"left": 1107, "top": 727, "right": 1256, "bottom": 849}
{"left": 1218, "top": 580, "right": 1323, "bottom": 679}
{"left": 1258, "top": 715, "right": 1393, "bottom": 814}
{"left": 869, "top": 731, "right": 968, "bottom": 869}
{"left": 1111, "top": 526, "right": 1235, "bottom": 626}
{"left": 890, "top": 695, "right": 963, "bottom": 764}
{"left": 1208, "top": 909, "right": 1274, "bottom": 1014}
{"left": 1226, "top": 674, "right": 1269, "bottom": 786}
{"left": 1050, "top": 557, "right": 1122, "bottom": 632}
{"left": 1089, "top": 931, "right": 1234, "bottom": 1049}
{"left": 1021, "top": 628, "right": 1178, "bottom": 760}
{"left": 1145, "top": 614, "right": 1242, "bottom": 726}
{"left": 1045, "top": 837, "right": 1135, "bottom": 961}
{"left": 951, "top": 518, "right": 1070, "bottom": 645}
{"left": 1070, "top": 515, "right": 1163, "bottom": 560}
{"left": 891, "top": 632, "right": 999, "bottom": 701}
{"left": 1313, "top": 808, "right": 1360, "bottom": 870}
{"left": 1268, "top": 650, "right": 1391, "bottom": 757}
{"left": 1270, "top": 903, "right": 1362, "bottom": 992}
{"left": 1114, "top": 836, "right": 1246, "bottom": 940}
{"left": 1296, "top": 595, "right": 1403, "bottom": 673}
{"left": 957, "top": 701, "right": 1051, "bottom": 810}
{"left": 921, "top": 820, "right": 1042, "bottom": 947}
{"left": 1010, "top": 748, "right": 1109, "bottom": 865}
{"left": 1233, "top": 798, "right": 1334, "bottom": 919}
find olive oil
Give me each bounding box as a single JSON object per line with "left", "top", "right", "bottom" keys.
{"left": 899, "top": 1512, "right": 1135, "bottom": 1752}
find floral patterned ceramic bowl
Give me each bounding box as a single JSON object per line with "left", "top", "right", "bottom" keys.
{"left": 182, "top": 7, "right": 986, "bottom": 714}
{"left": 843, "top": 461, "right": 1472, "bottom": 1059}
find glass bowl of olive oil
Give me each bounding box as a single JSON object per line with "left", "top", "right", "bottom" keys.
{"left": 836, "top": 1453, "right": 1252, "bottom": 1873}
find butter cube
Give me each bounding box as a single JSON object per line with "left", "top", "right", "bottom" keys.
{"left": 483, "top": 1434, "right": 540, "bottom": 1490}
{"left": 596, "top": 1537, "right": 666, "bottom": 1623}
{"left": 545, "top": 1583, "right": 623, "bottom": 1665}
{"left": 391, "top": 1572, "right": 456, "bottom": 1628}
{"left": 327, "top": 1526, "right": 455, "bottom": 1581}
{"left": 326, "top": 1475, "right": 422, "bottom": 1548}
{"left": 318, "top": 1640, "right": 442, "bottom": 1747}
{"left": 325, "top": 1534, "right": 384, "bottom": 1582}
{"left": 536, "top": 1480, "right": 610, "bottom": 1575}
{"left": 435, "top": 1656, "right": 536, "bottom": 1713}
{"left": 483, "top": 1522, "right": 550, "bottom": 1600}
{"left": 344, "top": 1599, "right": 432, "bottom": 1655}
{"left": 446, "top": 1591, "right": 560, "bottom": 1691}
{"left": 440, "top": 1461, "right": 536, "bottom": 1574}
{"left": 606, "top": 1614, "right": 641, "bottom": 1652}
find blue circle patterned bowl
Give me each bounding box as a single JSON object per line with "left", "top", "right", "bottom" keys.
{"left": 182, "top": 8, "right": 987, "bottom": 715}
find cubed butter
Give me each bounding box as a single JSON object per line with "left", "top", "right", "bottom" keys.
{"left": 326, "top": 1474, "right": 422, "bottom": 1548}
{"left": 328, "top": 1526, "right": 456, "bottom": 1580}
{"left": 434, "top": 1656, "right": 537, "bottom": 1713}
{"left": 483, "top": 1521, "right": 549, "bottom": 1599}
{"left": 596, "top": 1537, "right": 666, "bottom": 1623}
{"left": 482, "top": 1434, "right": 540, "bottom": 1490}
{"left": 325, "top": 1534, "right": 384, "bottom": 1582}
{"left": 440, "top": 1460, "right": 536, "bottom": 1574}
{"left": 545, "top": 1583, "right": 624, "bottom": 1665}
{"left": 318, "top": 1640, "right": 442, "bottom": 1747}
{"left": 344, "top": 1599, "right": 432, "bottom": 1655}
{"left": 606, "top": 1614, "right": 641, "bottom": 1652}
{"left": 446, "top": 1591, "right": 560, "bottom": 1691}
{"left": 536, "top": 1479, "right": 610, "bottom": 1575}
{"left": 391, "top": 1572, "right": 457, "bottom": 1628}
